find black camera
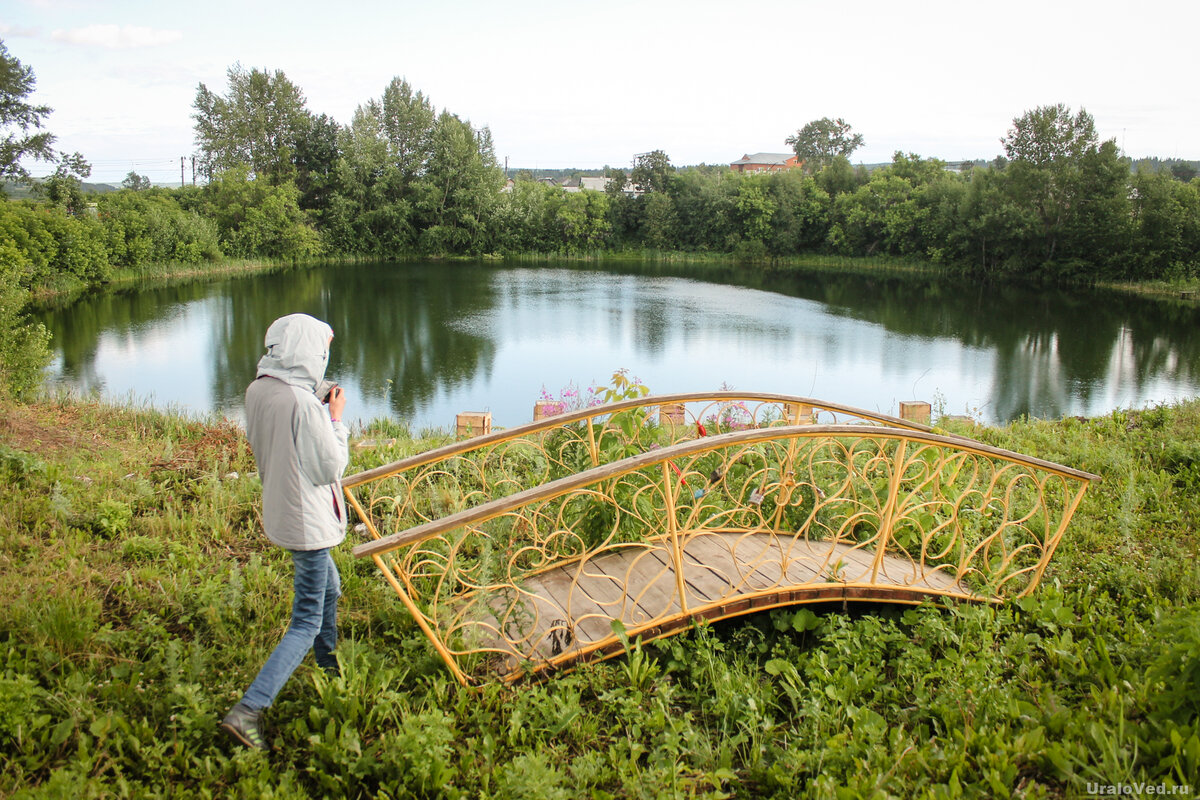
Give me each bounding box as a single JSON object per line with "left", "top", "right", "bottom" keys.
{"left": 315, "top": 380, "right": 338, "bottom": 404}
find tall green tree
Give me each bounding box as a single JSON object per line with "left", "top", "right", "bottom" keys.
{"left": 668, "top": 168, "right": 737, "bottom": 251}
{"left": 952, "top": 166, "right": 1033, "bottom": 273}
{"left": 764, "top": 170, "right": 830, "bottom": 254}
{"left": 198, "top": 167, "right": 322, "bottom": 259}
{"left": 1170, "top": 162, "right": 1197, "bottom": 182}
{"left": 1001, "top": 103, "right": 1097, "bottom": 168}
{"left": 326, "top": 79, "right": 439, "bottom": 255}
{"left": 323, "top": 78, "right": 441, "bottom": 254}
{"left": 786, "top": 118, "right": 864, "bottom": 174}
{"left": 1000, "top": 104, "right": 1128, "bottom": 270}
{"left": 604, "top": 167, "right": 628, "bottom": 198}
{"left": 815, "top": 156, "right": 867, "bottom": 197}
{"left": 1129, "top": 170, "right": 1200, "bottom": 278}
{"left": 630, "top": 150, "right": 673, "bottom": 193}
{"left": 641, "top": 191, "right": 678, "bottom": 249}
{"left": 121, "top": 170, "right": 152, "bottom": 191}
{"left": 376, "top": 78, "right": 435, "bottom": 181}
{"left": 0, "top": 39, "right": 56, "bottom": 187}
{"left": 293, "top": 113, "right": 341, "bottom": 214}
{"left": 416, "top": 112, "right": 502, "bottom": 254}
{"left": 192, "top": 64, "right": 311, "bottom": 184}
{"left": 734, "top": 174, "right": 776, "bottom": 244}
{"left": 41, "top": 152, "right": 92, "bottom": 217}
{"left": 554, "top": 189, "right": 611, "bottom": 251}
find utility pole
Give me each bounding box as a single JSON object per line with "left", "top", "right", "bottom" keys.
{"left": 180, "top": 156, "right": 185, "bottom": 188}
{"left": 191, "top": 156, "right": 196, "bottom": 186}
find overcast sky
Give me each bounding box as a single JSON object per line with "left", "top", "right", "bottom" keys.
{"left": 3, "top": 0, "right": 1196, "bottom": 184}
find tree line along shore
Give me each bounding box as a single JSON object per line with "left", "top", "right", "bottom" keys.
{"left": 4, "top": 44, "right": 1200, "bottom": 396}
{"left": 4, "top": 57, "right": 1200, "bottom": 302}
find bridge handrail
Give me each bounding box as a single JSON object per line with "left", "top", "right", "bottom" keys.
{"left": 342, "top": 392, "right": 937, "bottom": 490}
{"left": 353, "top": 423, "right": 1099, "bottom": 683}
{"left": 353, "top": 424, "right": 1099, "bottom": 560}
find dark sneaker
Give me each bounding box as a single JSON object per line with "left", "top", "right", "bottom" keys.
{"left": 318, "top": 655, "right": 341, "bottom": 678}
{"left": 220, "top": 702, "right": 267, "bottom": 750}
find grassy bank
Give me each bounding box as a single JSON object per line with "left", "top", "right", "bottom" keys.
{"left": 1096, "top": 275, "right": 1200, "bottom": 301}
{"left": 500, "top": 250, "right": 939, "bottom": 276}
{"left": 2, "top": 395, "right": 1198, "bottom": 797}
{"left": 25, "top": 248, "right": 1200, "bottom": 313}
{"left": 28, "top": 256, "right": 362, "bottom": 308}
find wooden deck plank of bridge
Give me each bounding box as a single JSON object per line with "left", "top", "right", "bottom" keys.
{"left": 679, "top": 533, "right": 790, "bottom": 594}
{"left": 640, "top": 547, "right": 726, "bottom": 606}
{"left": 524, "top": 566, "right": 621, "bottom": 645}
{"left": 457, "top": 572, "right": 619, "bottom": 668}
{"left": 773, "top": 537, "right": 838, "bottom": 585}
{"left": 497, "top": 545, "right": 688, "bottom": 665}
{"left": 877, "top": 556, "right": 962, "bottom": 592}
{"left": 723, "top": 533, "right": 794, "bottom": 587}
{"left": 852, "top": 546, "right": 925, "bottom": 587}
{"left": 679, "top": 533, "right": 884, "bottom": 596}
{"left": 805, "top": 540, "right": 877, "bottom": 582}
{"left": 564, "top": 546, "right": 666, "bottom": 624}
{"left": 794, "top": 539, "right": 963, "bottom": 592}
{"left": 455, "top": 531, "right": 976, "bottom": 676}
{"left": 588, "top": 545, "right": 684, "bottom": 625}
{"left": 450, "top": 591, "right": 553, "bottom": 663}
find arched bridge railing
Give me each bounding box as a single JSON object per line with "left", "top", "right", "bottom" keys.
{"left": 342, "top": 392, "right": 936, "bottom": 540}
{"left": 352, "top": 424, "right": 1099, "bottom": 685}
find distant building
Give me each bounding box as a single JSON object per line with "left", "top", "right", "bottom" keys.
{"left": 579, "top": 177, "right": 607, "bottom": 192}
{"left": 505, "top": 174, "right": 640, "bottom": 196}
{"left": 730, "top": 152, "right": 802, "bottom": 173}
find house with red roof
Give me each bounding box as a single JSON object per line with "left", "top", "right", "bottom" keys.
{"left": 730, "top": 152, "right": 802, "bottom": 173}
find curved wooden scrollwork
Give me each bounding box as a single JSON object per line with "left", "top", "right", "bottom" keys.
{"left": 348, "top": 400, "right": 1098, "bottom": 685}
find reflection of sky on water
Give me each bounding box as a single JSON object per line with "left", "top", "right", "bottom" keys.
{"left": 46, "top": 299, "right": 220, "bottom": 413}
{"left": 38, "top": 265, "right": 1200, "bottom": 429}
{"left": 453, "top": 272, "right": 998, "bottom": 426}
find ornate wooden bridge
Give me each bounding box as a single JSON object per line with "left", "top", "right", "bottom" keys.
{"left": 344, "top": 393, "right": 1098, "bottom": 685}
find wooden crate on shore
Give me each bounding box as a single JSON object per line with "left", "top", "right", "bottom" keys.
{"left": 784, "top": 402, "right": 815, "bottom": 424}
{"left": 659, "top": 403, "right": 686, "bottom": 426}
{"left": 899, "top": 401, "right": 931, "bottom": 425}
{"left": 456, "top": 411, "right": 492, "bottom": 438}
{"left": 533, "top": 401, "right": 560, "bottom": 422}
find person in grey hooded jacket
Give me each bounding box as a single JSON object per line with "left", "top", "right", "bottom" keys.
{"left": 221, "top": 313, "right": 350, "bottom": 750}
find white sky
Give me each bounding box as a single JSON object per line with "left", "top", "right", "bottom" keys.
{"left": 2, "top": 0, "right": 1197, "bottom": 184}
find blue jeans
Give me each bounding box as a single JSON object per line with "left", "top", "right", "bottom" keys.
{"left": 241, "top": 547, "right": 341, "bottom": 710}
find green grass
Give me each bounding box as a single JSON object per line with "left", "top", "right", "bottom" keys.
{"left": 1096, "top": 274, "right": 1200, "bottom": 301}
{"left": 500, "top": 249, "right": 938, "bottom": 275}
{"left": 1, "top": 396, "right": 1199, "bottom": 797}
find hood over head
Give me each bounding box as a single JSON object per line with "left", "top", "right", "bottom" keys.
{"left": 256, "top": 313, "right": 334, "bottom": 391}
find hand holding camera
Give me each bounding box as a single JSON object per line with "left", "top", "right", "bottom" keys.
{"left": 316, "top": 379, "right": 347, "bottom": 421}
{"left": 327, "top": 385, "right": 346, "bottom": 421}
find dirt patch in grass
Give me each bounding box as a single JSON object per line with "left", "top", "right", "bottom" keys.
{"left": 0, "top": 400, "right": 253, "bottom": 483}
{"left": 148, "top": 419, "right": 247, "bottom": 474}
{"left": 0, "top": 400, "right": 111, "bottom": 456}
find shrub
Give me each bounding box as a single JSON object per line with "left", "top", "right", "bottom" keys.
{"left": 0, "top": 240, "right": 50, "bottom": 397}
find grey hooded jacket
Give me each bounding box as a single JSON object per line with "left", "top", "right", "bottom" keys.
{"left": 245, "top": 314, "right": 349, "bottom": 551}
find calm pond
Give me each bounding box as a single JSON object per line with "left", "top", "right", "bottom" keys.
{"left": 35, "top": 261, "right": 1200, "bottom": 429}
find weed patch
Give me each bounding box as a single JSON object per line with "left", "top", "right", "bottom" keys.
{"left": 1, "top": 397, "right": 1199, "bottom": 796}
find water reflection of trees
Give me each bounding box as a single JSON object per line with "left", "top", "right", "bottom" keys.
{"left": 782, "top": 270, "right": 1200, "bottom": 420}
{"left": 36, "top": 260, "right": 1200, "bottom": 424}
{"left": 38, "top": 280, "right": 231, "bottom": 395}
{"left": 40, "top": 263, "right": 498, "bottom": 421}
{"left": 584, "top": 261, "right": 1200, "bottom": 420}
{"left": 206, "top": 263, "right": 497, "bottom": 419}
